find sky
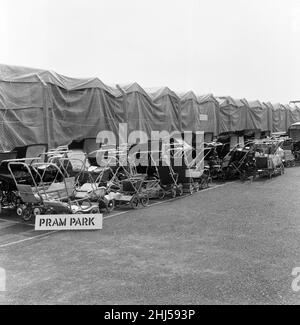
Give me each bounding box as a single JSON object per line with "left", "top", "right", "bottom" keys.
{"left": 0, "top": 0, "right": 300, "bottom": 103}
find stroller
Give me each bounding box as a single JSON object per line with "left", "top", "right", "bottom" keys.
{"left": 8, "top": 162, "right": 100, "bottom": 221}
{"left": 106, "top": 147, "right": 151, "bottom": 209}
{"left": 170, "top": 139, "right": 211, "bottom": 193}
{"left": 254, "top": 139, "right": 285, "bottom": 179}
{"left": 221, "top": 141, "right": 257, "bottom": 181}
{"left": 281, "top": 138, "right": 296, "bottom": 167}
{"left": 129, "top": 139, "right": 184, "bottom": 198}
{"left": 58, "top": 156, "right": 116, "bottom": 213}
{"left": 0, "top": 155, "right": 43, "bottom": 213}
{"left": 204, "top": 142, "right": 225, "bottom": 181}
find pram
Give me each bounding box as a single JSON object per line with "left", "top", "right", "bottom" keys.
{"left": 281, "top": 138, "right": 296, "bottom": 167}
{"left": 96, "top": 146, "right": 151, "bottom": 209}
{"left": 169, "top": 139, "right": 211, "bottom": 193}
{"left": 204, "top": 142, "right": 225, "bottom": 181}
{"left": 114, "top": 176, "right": 150, "bottom": 209}
{"left": 8, "top": 162, "right": 101, "bottom": 221}
{"left": 254, "top": 139, "right": 285, "bottom": 179}
{"left": 0, "top": 155, "right": 43, "bottom": 213}
{"left": 221, "top": 141, "right": 257, "bottom": 181}
{"left": 129, "top": 140, "right": 184, "bottom": 198}
{"left": 57, "top": 156, "right": 116, "bottom": 213}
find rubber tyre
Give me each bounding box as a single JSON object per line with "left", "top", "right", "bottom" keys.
{"left": 140, "top": 196, "right": 149, "bottom": 207}
{"left": 158, "top": 189, "right": 165, "bottom": 200}
{"left": 106, "top": 200, "right": 115, "bottom": 213}
{"left": 130, "top": 196, "right": 139, "bottom": 209}
{"left": 22, "top": 208, "right": 33, "bottom": 222}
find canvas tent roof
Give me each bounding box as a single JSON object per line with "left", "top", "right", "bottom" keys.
{"left": 270, "top": 103, "right": 288, "bottom": 133}
{"left": 216, "top": 96, "right": 247, "bottom": 134}
{"left": 0, "top": 64, "right": 121, "bottom": 96}
{"left": 147, "top": 87, "right": 180, "bottom": 101}
{"left": 286, "top": 104, "right": 300, "bottom": 126}
{"left": 242, "top": 99, "right": 271, "bottom": 132}
{"left": 0, "top": 64, "right": 123, "bottom": 151}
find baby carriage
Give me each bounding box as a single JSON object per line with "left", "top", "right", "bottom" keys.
{"left": 169, "top": 139, "right": 211, "bottom": 193}
{"left": 281, "top": 138, "right": 296, "bottom": 167}
{"left": 8, "top": 161, "right": 100, "bottom": 221}
{"left": 0, "top": 155, "right": 44, "bottom": 213}
{"left": 204, "top": 142, "right": 225, "bottom": 181}
{"left": 129, "top": 139, "right": 183, "bottom": 198}
{"left": 57, "top": 156, "right": 116, "bottom": 213}
{"left": 254, "top": 139, "right": 285, "bottom": 179}
{"left": 113, "top": 175, "right": 150, "bottom": 209}
{"left": 221, "top": 142, "right": 256, "bottom": 181}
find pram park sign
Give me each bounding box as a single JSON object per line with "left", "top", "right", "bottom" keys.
{"left": 35, "top": 214, "right": 103, "bottom": 231}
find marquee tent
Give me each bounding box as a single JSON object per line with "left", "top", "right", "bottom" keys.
{"left": 148, "top": 87, "right": 182, "bottom": 133}
{"left": 243, "top": 99, "right": 271, "bottom": 132}
{"left": 197, "top": 94, "right": 218, "bottom": 136}
{"left": 286, "top": 104, "right": 300, "bottom": 126}
{"left": 118, "top": 83, "right": 174, "bottom": 140}
{"left": 271, "top": 103, "right": 288, "bottom": 133}
{"left": 216, "top": 97, "right": 247, "bottom": 134}
{"left": 0, "top": 64, "right": 123, "bottom": 151}
{"left": 179, "top": 91, "right": 202, "bottom": 133}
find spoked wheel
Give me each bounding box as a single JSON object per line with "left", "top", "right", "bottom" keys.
{"left": 22, "top": 207, "right": 33, "bottom": 222}
{"left": 140, "top": 195, "right": 149, "bottom": 207}
{"left": 177, "top": 184, "right": 184, "bottom": 196}
{"left": 158, "top": 189, "right": 166, "bottom": 200}
{"left": 130, "top": 196, "right": 139, "bottom": 209}
{"left": 106, "top": 200, "right": 115, "bottom": 213}
{"left": 171, "top": 187, "right": 177, "bottom": 198}
{"left": 193, "top": 183, "right": 200, "bottom": 192}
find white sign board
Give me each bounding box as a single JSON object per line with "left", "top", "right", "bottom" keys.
{"left": 35, "top": 214, "right": 103, "bottom": 231}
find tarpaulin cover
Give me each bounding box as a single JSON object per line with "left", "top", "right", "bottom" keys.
{"left": 179, "top": 91, "right": 202, "bottom": 132}
{"left": 262, "top": 102, "right": 274, "bottom": 132}
{"left": 197, "top": 94, "right": 218, "bottom": 135}
{"left": 149, "top": 87, "right": 182, "bottom": 133}
{"left": 0, "top": 64, "right": 122, "bottom": 151}
{"left": 286, "top": 104, "right": 300, "bottom": 126}
{"left": 120, "top": 83, "right": 175, "bottom": 139}
{"left": 47, "top": 85, "right": 123, "bottom": 148}
{"left": 243, "top": 99, "right": 270, "bottom": 131}
{"left": 216, "top": 97, "right": 247, "bottom": 134}
{"left": 271, "top": 103, "right": 288, "bottom": 132}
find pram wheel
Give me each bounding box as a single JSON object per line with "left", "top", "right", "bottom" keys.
{"left": 91, "top": 207, "right": 100, "bottom": 214}
{"left": 177, "top": 185, "right": 184, "bottom": 196}
{"left": 106, "top": 200, "right": 115, "bottom": 213}
{"left": 193, "top": 183, "right": 200, "bottom": 192}
{"left": 171, "top": 187, "right": 177, "bottom": 198}
{"left": 158, "top": 189, "right": 165, "bottom": 200}
{"left": 33, "top": 207, "right": 42, "bottom": 216}
{"left": 22, "top": 207, "right": 33, "bottom": 222}
{"left": 130, "top": 196, "right": 139, "bottom": 209}
{"left": 140, "top": 195, "right": 149, "bottom": 207}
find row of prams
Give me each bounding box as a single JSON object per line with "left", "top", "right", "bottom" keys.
{"left": 0, "top": 148, "right": 211, "bottom": 222}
